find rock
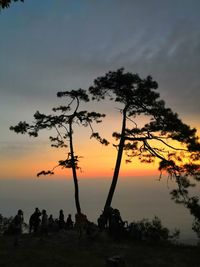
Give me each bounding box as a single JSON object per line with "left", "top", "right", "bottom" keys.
{"left": 106, "top": 255, "right": 126, "bottom": 267}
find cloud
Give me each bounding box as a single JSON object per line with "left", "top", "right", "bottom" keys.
{"left": 102, "top": 19, "right": 200, "bottom": 116}
{"left": 0, "top": 0, "right": 200, "bottom": 119}
{"left": 0, "top": 141, "right": 48, "bottom": 159}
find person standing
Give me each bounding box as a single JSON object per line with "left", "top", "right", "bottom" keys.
{"left": 48, "top": 214, "right": 54, "bottom": 232}
{"left": 59, "top": 210, "right": 65, "bottom": 230}
{"left": 29, "top": 207, "right": 41, "bottom": 234}
{"left": 13, "top": 209, "right": 24, "bottom": 246}
{"left": 41, "top": 209, "right": 48, "bottom": 236}
{"left": 66, "top": 214, "right": 74, "bottom": 230}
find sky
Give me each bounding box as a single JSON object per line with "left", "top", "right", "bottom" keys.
{"left": 0, "top": 0, "right": 200, "bottom": 180}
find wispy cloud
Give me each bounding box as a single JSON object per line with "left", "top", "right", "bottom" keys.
{"left": 0, "top": 0, "right": 200, "bottom": 158}
{"left": 0, "top": 141, "right": 48, "bottom": 159}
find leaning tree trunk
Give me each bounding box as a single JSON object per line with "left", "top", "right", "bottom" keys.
{"left": 104, "top": 107, "right": 127, "bottom": 211}
{"left": 69, "top": 120, "right": 81, "bottom": 214}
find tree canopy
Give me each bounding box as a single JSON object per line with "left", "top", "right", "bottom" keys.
{"left": 89, "top": 68, "right": 200, "bottom": 225}
{"left": 0, "top": 0, "right": 23, "bottom": 10}
{"left": 10, "top": 89, "right": 107, "bottom": 214}
{"left": 9, "top": 69, "right": 200, "bottom": 236}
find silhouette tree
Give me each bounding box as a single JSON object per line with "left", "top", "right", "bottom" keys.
{"left": 89, "top": 68, "right": 200, "bottom": 219}
{"left": 0, "top": 0, "right": 24, "bottom": 10}
{"left": 10, "top": 89, "right": 107, "bottom": 214}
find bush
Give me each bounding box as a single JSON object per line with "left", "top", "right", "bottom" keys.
{"left": 127, "top": 216, "right": 179, "bottom": 244}
{"left": 192, "top": 219, "right": 200, "bottom": 239}
{"left": 0, "top": 214, "right": 14, "bottom": 235}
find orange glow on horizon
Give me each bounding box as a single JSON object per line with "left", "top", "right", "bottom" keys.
{"left": 1, "top": 115, "right": 199, "bottom": 180}
{"left": 0, "top": 143, "right": 161, "bottom": 180}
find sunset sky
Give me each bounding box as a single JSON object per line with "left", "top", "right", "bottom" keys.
{"left": 0, "top": 0, "right": 200, "bottom": 180}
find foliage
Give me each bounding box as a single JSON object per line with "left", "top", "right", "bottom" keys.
{"left": 192, "top": 219, "right": 200, "bottom": 239}
{"left": 127, "top": 216, "right": 180, "bottom": 244}
{"left": 89, "top": 68, "right": 200, "bottom": 235}
{"left": 0, "top": 0, "right": 23, "bottom": 10}
{"left": 90, "top": 68, "right": 200, "bottom": 169}
{"left": 10, "top": 89, "right": 107, "bottom": 214}
{"left": 0, "top": 214, "right": 13, "bottom": 234}
{"left": 10, "top": 89, "right": 106, "bottom": 174}
{"left": 0, "top": 214, "right": 28, "bottom": 235}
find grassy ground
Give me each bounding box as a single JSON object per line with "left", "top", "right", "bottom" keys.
{"left": 0, "top": 231, "right": 199, "bottom": 267}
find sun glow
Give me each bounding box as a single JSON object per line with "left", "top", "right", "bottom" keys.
{"left": 1, "top": 112, "right": 200, "bottom": 180}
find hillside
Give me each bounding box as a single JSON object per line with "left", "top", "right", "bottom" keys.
{"left": 0, "top": 231, "right": 199, "bottom": 267}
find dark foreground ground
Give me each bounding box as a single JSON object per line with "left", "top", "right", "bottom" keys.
{"left": 0, "top": 231, "right": 199, "bottom": 267}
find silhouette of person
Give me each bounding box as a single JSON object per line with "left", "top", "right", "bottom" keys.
{"left": 48, "top": 214, "right": 54, "bottom": 232}
{"left": 29, "top": 207, "right": 41, "bottom": 234}
{"left": 103, "top": 206, "right": 114, "bottom": 229}
{"left": 59, "top": 209, "right": 65, "bottom": 230}
{"left": 0, "top": 213, "right": 3, "bottom": 230}
{"left": 109, "top": 209, "right": 124, "bottom": 241}
{"left": 75, "top": 213, "right": 88, "bottom": 239}
{"left": 41, "top": 209, "right": 48, "bottom": 236}
{"left": 97, "top": 213, "right": 107, "bottom": 231}
{"left": 66, "top": 214, "right": 74, "bottom": 230}
{"left": 13, "top": 209, "right": 23, "bottom": 246}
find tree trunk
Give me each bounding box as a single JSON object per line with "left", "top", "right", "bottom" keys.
{"left": 104, "top": 107, "right": 127, "bottom": 210}
{"left": 69, "top": 120, "right": 81, "bottom": 214}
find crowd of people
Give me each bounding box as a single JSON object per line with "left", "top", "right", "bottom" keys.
{"left": 1, "top": 207, "right": 178, "bottom": 246}
{"left": 29, "top": 208, "right": 74, "bottom": 234}
{"left": 0, "top": 208, "right": 75, "bottom": 245}
{"left": 97, "top": 207, "right": 126, "bottom": 241}
{"left": 0, "top": 207, "right": 126, "bottom": 245}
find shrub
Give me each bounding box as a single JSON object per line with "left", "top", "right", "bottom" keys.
{"left": 127, "top": 216, "right": 180, "bottom": 244}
